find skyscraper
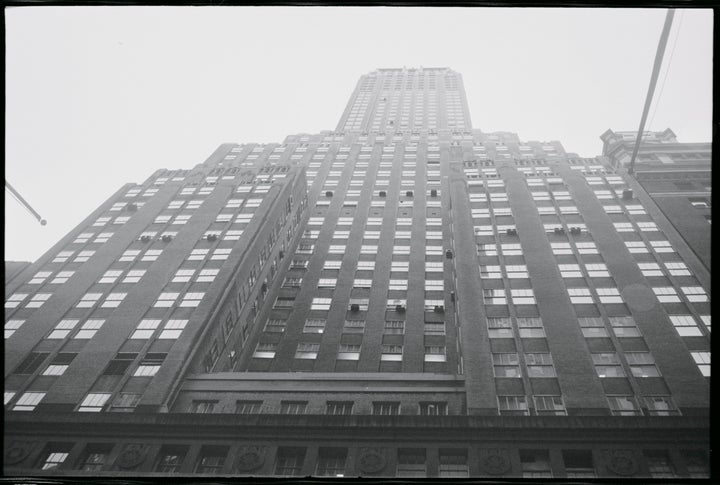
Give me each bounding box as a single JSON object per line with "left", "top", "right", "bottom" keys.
{"left": 5, "top": 68, "right": 710, "bottom": 478}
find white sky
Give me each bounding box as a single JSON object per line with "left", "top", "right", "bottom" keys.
{"left": 5, "top": 7, "right": 713, "bottom": 263}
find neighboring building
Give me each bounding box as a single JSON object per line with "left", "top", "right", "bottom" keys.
{"left": 601, "top": 128, "right": 711, "bottom": 272}
{"left": 5, "top": 261, "right": 31, "bottom": 286}
{"left": 4, "top": 69, "right": 710, "bottom": 479}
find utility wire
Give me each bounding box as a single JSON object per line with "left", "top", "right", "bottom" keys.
{"left": 5, "top": 180, "right": 47, "bottom": 225}
{"left": 648, "top": 10, "right": 684, "bottom": 132}
{"left": 628, "top": 9, "right": 675, "bottom": 175}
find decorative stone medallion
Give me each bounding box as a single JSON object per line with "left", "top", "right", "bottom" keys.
{"left": 116, "top": 444, "right": 148, "bottom": 469}
{"left": 604, "top": 449, "right": 638, "bottom": 476}
{"left": 358, "top": 448, "right": 387, "bottom": 474}
{"left": 479, "top": 448, "right": 512, "bottom": 475}
{"left": 235, "top": 446, "right": 265, "bottom": 472}
{"left": 4, "top": 441, "right": 36, "bottom": 466}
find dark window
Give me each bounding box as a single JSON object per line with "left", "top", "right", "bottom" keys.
{"left": 520, "top": 449, "right": 552, "bottom": 478}
{"left": 103, "top": 353, "right": 138, "bottom": 375}
{"left": 14, "top": 352, "right": 49, "bottom": 374}
{"left": 155, "top": 446, "right": 188, "bottom": 473}
{"left": 235, "top": 400, "right": 263, "bottom": 414}
{"left": 643, "top": 450, "right": 676, "bottom": 478}
{"left": 562, "top": 450, "right": 596, "bottom": 478}
{"left": 419, "top": 402, "right": 448, "bottom": 416}
{"left": 372, "top": 401, "right": 400, "bottom": 415}
{"left": 316, "top": 447, "right": 347, "bottom": 477}
{"left": 189, "top": 400, "right": 217, "bottom": 413}
{"left": 682, "top": 450, "right": 709, "bottom": 478}
{"left": 439, "top": 449, "right": 468, "bottom": 477}
{"left": 195, "top": 447, "right": 228, "bottom": 474}
{"left": 275, "top": 447, "right": 306, "bottom": 476}
{"left": 37, "top": 443, "right": 73, "bottom": 471}
{"left": 280, "top": 401, "right": 307, "bottom": 415}
{"left": 397, "top": 449, "right": 426, "bottom": 477}
{"left": 325, "top": 401, "right": 353, "bottom": 415}
{"left": 109, "top": 393, "right": 141, "bottom": 412}
{"left": 77, "top": 444, "right": 113, "bottom": 471}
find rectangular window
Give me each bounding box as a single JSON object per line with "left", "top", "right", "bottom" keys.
{"left": 562, "top": 450, "right": 596, "bottom": 478}
{"left": 311, "top": 298, "right": 332, "bottom": 311}
{"left": 579, "top": 317, "right": 608, "bottom": 337}
{"left": 381, "top": 345, "right": 403, "bottom": 361}
{"left": 691, "top": 351, "right": 710, "bottom": 376}
{"left": 5, "top": 319, "right": 25, "bottom": 338}
{"left": 154, "top": 446, "right": 188, "bottom": 473}
{"left": 295, "top": 343, "right": 320, "bottom": 359}
{"left": 419, "top": 402, "right": 448, "bottom": 416}
{"left": 643, "top": 450, "right": 676, "bottom": 478}
{"left": 517, "top": 317, "right": 545, "bottom": 338}
{"left": 275, "top": 447, "right": 306, "bottom": 476}
{"left": 253, "top": 342, "right": 276, "bottom": 359}
{"left": 534, "top": 395, "right": 567, "bottom": 415}
{"left": 397, "top": 449, "right": 426, "bottom": 478}
{"left": 47, "top": 319, "right": 79, "bottom": 339}
{"left": 195, "top": 447, "right": 227, "bottom": 474}
{"left": 498, "top": 395, "right": 528, "bottom": 415}
{"left": 179, "top": 292, "right": 205, "bottom": 307}
{"left": 326, "top": 401, "right": 354, "bottom": 415}
{"left": 101, "top": 292, "right": 126, "bottom": 308}
{"left": 493, "top": 353, "right": 521, "bottom": 377}
{"left": 189, "top": 400, "right": 217, "bottom": 413}
{"left": 487, "top": 317, "right": 513, "bottom": 338}
{"left": 316, "top": 448, "right": 347, "bottom": 477}
{"left": 525, "top": 353, "right": 556, "bottom": 377}
{"left": 520, "top": 449, "right": 553, "bottom": 478}
{"left": 372, "top": 401, "right": 400, "bottom": 415}
{"left": 343, "top": 320, "right": 365, "bottom": 333}
{"left": 593, "top": 353, "right": 625, "bottom": 377}
{"left": 78, "top": 392, "right": 111, "bottom": 412}
{"left": 280, "top": 401, "right": 308, "bottom": 415}
{"left": 38, "top": 445, "right": 72, "bottom": 470}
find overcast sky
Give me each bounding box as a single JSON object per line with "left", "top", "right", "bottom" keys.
{"left": 5, "top": 7, "right": 713, "bottom": 263}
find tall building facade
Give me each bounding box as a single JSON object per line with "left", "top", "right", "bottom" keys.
{"left": 5, "top": 68, "right": 710, "bottom": 479}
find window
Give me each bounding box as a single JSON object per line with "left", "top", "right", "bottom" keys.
{"left": 195, "top": 447, "right": 227, "bottom": 474}
{"left": 109, "top": 393, "right": 141, "bottom": 412}
{"left": 29, "top": 271, "right": 52, "bottom": 284}
{"left": 122, "top": 269, "right": 145, "bottom": 283}
{"left": 77, "top": 445, "right": 112, "bottom": 471}
{"left": 384, "top": 320, "right": 405, "bottom": 335}
{"left": 517, "top": 317, "right": 545, "bottom": 338}
{"left": 681, "top": 286, "right": 708, "bottom": 302}
{"left": 520, "top": 450, "right": 552, "bottom": 478}
{"left": 317, "top": 278, "right": 337, "bottom": 288}
{"left": 172, "top": 269, "right": 195, "bottom": 283}
{"left": 638, "top": 262, "right": 662, "bottom": 277}
{"left": 439, "top": 450, "right": 468, "bottom": 477}
{"left": 78, "top": 393, "right": 111, "bottom": 412}
{"left": 180, "top": 292, "right": 205, "bottom": 307}
{"left": 669, "top": 315, "right": 702, "bottom": 337}
{"left": 235, "top": 400, "right": 263, "bottom": 414}
{"left": 133, "top": 353, "right": 165, "bottom": 376}
{"left": 511, "top": 289, "right": 536, "bottom": 304}
{"left": 493, "top": 353, "right": 521, "bottom": 377}
{"left": 316, "top": 448, "right": 347, "bottom": 477}
{"left": 101, "top": 292, "right": 126, "bottom": 308}
{"left": 682, "top": 450, "right": 709, "bottom": 478}
{"left": 593, "top": 353, "right": 625, "bottom": 377}
{"left": 691, "top": 351, "right": 710, "bottom": 376}
{"left": 264, "top": 318, "right": 287, "bottom": 333}
{"left": 424, "top": 321, "right": 445, "bottom": 335}
{"left": 419, "top": 402, "right": 448, "bottom": 415}
{"left": 578, "top": 317, "right": 608, "bottom": 337}
{"left": 372, "top": 401, "right": 400, "bottom": 415}
{"left": 562, "top": 450, "right": 596, "bottom": 478}
{"left": 597, "top": 287, "right": 622, "bottom": 304}
{"left": 483, "top": 288, "right": 506, "bottom": 304}
{"left": 324, "top": 260, "right": 342, "bottom": 270}
{"left": 275, "top": 448, "right": 305, "bottom": 476}
{"left": 5, "top": 293, "right": 28, "bottom": 308}
{"left": 643, "top": 450, "right": 676, "bottom": 478}
{"left": 525, "top": 353, "right": 556, "bottom": 377}
{"left": 155, "top": 446, "right": 188, "bottom": 473}
{"left": 397, "top": 449, "right": 426, "bottom": 477}
{"left": 253, "top": 342, "right": 276, "bottom": 359}
{"left": 644, "top": 396, "right": 680, "bottom": 416}
{"left": 424, "top": 346, "right": 446, "bottom": 362}
{"left": 381, "top": 345, "right": 403, "bottom": 361}
{"left": 38, "top": 445, "right": 71, "bottom": 470}
{"left": 211, "top": 248, "right": 231, "bottom": 261}
{"left": 653, "top": 287, "right": 680, "bottom": 303}
{"left": 189, "top": 400, "right": 217, "bottom": 413}
{"left": 154, "top": 292, "right": 179, "bottom": 307}
{"left": 343, "top": 320, "right": 365, "bottom": 333}
{"left": 326, "top": 401, "right": 354, "bottom": 415}
{"left": 295, "top": 343, "right": 320, "bottom": 359}
{"left": 487, "top": 317, "right": 513, "bottom": 338}
{"left": 141, "top": 249, "right": 162, "bottom": 262}
{"left": 75, "top": 292, "right": 100, "bottom": 308}
{"left": 23, "top": 293, "right": 51, "bottom": 308}
{"left": 609, "top": 316, "right": 641, "bottom": 337}
{"left": 280, "top": 401, "right": 308, "bottom": 415}
{"left": 47, "top": 319, "right": 79, "bottom": 339}
{"left": 42, "top": 353, "right": 76, "bottom": 376}
{"left": 311, "top": 298, "right": 332, "bottom": 310}
{"left": 51, "top": 271, "right": 74, "bottom": 284}
{"left": 534, "top": 395, "right": 567, "bottom": 415}
{"left": 197, "top": 269, "right": 219, "bottom": 282}
{"left": 568, "top": 288, "right": 593, "bottom": 304}
{"left": 586, "top": 263, "right": 610, "bottom": 278}
{"left": 337, "top": 344, "right": 361, "bottom": 361}
{"left": 5, "top": 319, "right": 25, "bottom": 338}
{"left": 498, "top": 395, "right": 528, "bottom": 415}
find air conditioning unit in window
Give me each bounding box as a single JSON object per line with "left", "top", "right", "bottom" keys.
{"left": 206, "top": 234, "right": 218, "bottom": 242}
{"left": 430, "top": 189, "right": 438, "bottom": 197}
{"left": 126, "top": 203, "right": 138, "bottom": 212}
{"left": 506, "top": 228, "right": 518, "bottom": 236}
{"left": 350, "top": 303, "right": 360, "bottom": 312}
{"left": 379, "top": 191, "right": 387, "bottom": 197}
{"left": 570, "top": 227, "right": 582, "bottom": 235}
{"left": 622, "top": 188, "right": 633, "bottom": 199}
{"left": 406, "top": 191, "right": 414, "bottom": 197}
{"left": 326, "top": 191, "right": 333, "bottom": 197}
{"left": 554, "top": 227, "right": 566, "bottom": 235}
{"left": 161, "top": 235, "right": 173, "bottom": 242}
{"left": 396, "top": 304, "right": 406, "bottom": 313}
{"left": 140, "top": 235, "right": 152, "bottom": 242}
{"left": 434, "top": 305, "right": 445, "bottom": 313}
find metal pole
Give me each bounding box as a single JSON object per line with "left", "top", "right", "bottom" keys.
{"left": 628, "top": 9, "right": 675, "bottom": 175}
{"left": 5, "top": 180, "right": 47, "bottom": 225}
